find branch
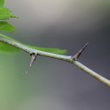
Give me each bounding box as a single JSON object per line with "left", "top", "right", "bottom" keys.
{"left": 0, "top": 33, "right": 110, "bottom": 87}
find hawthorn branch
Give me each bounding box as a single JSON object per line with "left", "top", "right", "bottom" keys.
{"left": 0, "top": 33, "right": 110, "bottom": 87}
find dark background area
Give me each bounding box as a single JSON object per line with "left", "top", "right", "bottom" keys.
{"left": 0, "top": 0, "right": 110, "bottom": 110}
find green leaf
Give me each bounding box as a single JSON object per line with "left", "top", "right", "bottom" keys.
{"left": 0, "top": 33, "right": 67, "bottom": 55}
{"left": 36, "top": 47, "right": 67, "bottom": 55}
{"left": 0, "top": 7, "right": 16, "bottom": 20}
{"left": 0, "top": 0, "right": 5, "bottom": 7}
{"left": 0, "top": 21, "right": 15, "bottom": 32}
{"left": 28, "top": 45, "right": 67, "bottom": 55}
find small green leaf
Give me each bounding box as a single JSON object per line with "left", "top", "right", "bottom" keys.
{"left": 0, "top": 7, "right": 16, "bottom": 20}
{"left": 0, "top": 0, "right": 5, "bottom": 7}
{"left": 29, "top": 45, "right": 67, "bottom": 55}
{"left": 0, "top": 21, "right": 15, "bottom": 32}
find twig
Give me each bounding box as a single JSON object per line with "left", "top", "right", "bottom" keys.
{"left": 0, "top": 33, "right": 110, "bottom": 87}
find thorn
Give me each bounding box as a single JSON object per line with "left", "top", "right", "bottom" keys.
{"left": 29, "top": 53, "right": 37, "bottom": 68}
{"left": 72, "top": 42, "right": 88, "bottom": 61}
{"left": 26, "top": 53, "right": 38, "bottom": 74}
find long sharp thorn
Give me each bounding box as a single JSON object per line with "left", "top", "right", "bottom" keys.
{"left": 29, "top": 53, "right": 37, "bottom": 68}
{"left": 26, "top": 53, "right": 38, "bottom": 74}
{"left": 72, "top": 42, "right": 88, "bottom": 60}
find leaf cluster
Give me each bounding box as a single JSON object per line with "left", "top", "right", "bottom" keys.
{"left": 0, "top": 0, "right": 16, "bottom": 32}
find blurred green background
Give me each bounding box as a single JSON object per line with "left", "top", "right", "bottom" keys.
{"left": 0, "top": 0, "right": 110, "bottom": 110}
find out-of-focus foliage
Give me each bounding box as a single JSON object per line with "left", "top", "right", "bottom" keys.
{"left": 0, "top": 0, "right": 67, "bottom": 55}
{"left": 0, "top": 0, "right": 16, "bottom": 32}
{"left": 0, "top": 7, "right": 16, "bottom": 20}
{"left": 0, "top": 21, "right": 15, "bottom": 32}
{"left": 0, "top": 0, "right": 18, "bottom": 53}
{"left": 0, "top": 0, "right": 5, "bottom": 7}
